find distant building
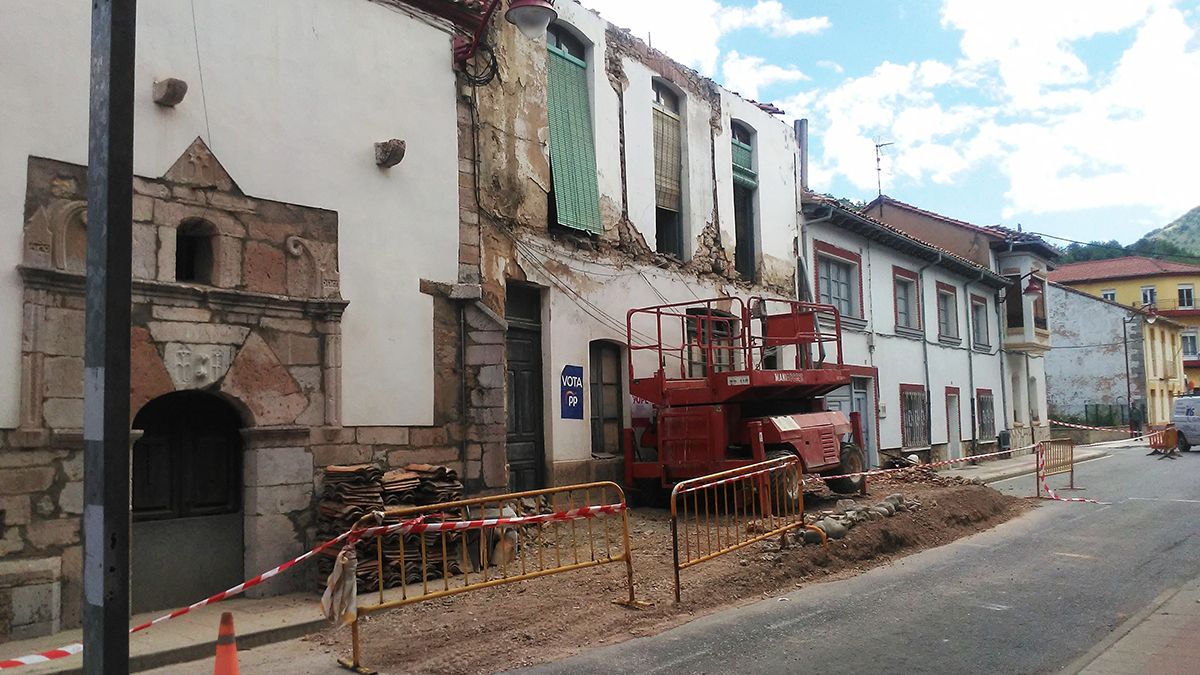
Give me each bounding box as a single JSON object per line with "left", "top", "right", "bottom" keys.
{"left": 1049, "top": 256, "right": 1200, "bottom": 391}
{"left": 1045, "top": 282, "right": 1185, "bottom": 427}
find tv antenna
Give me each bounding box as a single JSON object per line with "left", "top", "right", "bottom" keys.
{"left": 875, "top": 139, "right": 894, "bottom": 202}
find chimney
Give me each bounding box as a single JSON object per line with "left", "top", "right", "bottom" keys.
{"left": 795, "top": 118, "right": 809, "bottom": 191}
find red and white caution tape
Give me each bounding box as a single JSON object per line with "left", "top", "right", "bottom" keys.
{"left": 0, "top": 530, "right": 355, "bottom": 670}
{"left": 0, "top": 502, "right": 625, "bottom": 669}
{"left": 675, "top": 464, "right": 793, "bottom": 494}
{"left": 811, "top": 442, "right": 1040, "bottom": 484}
{"left": 1037, "top": 457, "right": 1108, "bottom": 504}
{"left": 1051, "top": 417, "right": 1132, "bottom": 432}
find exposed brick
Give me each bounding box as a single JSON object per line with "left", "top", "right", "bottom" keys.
{"left": 243, "top": 240, "right": 287, "bottom": 295}
{"left": 410, "top": 427, "right": 448, "bottom": 448}
{"left": 309, "top": 427, "right": 355, "bottom": 445}
{"left": 43, "top": 357, "right": 83, "bottom": 399}
{"left": 460, "top": 208, "right": 479, "bottom": 226}
{"left": 469, "top": 407, "right": 506, "bottom": 426}
{"left": 459, "top": 223, "right": 480, "bottom": 246}
{"left": 26, "top": 519, "right": 80, "bottom": 550}
{"left": 220, "top": 333, "right": 307, "bottom": 426}
{"left": 0, "top": 496, "right": 32, "bottom": 526}
{"left": 150, "top": 305, "right": 211, "bottom": 322}
{"left": 42, "top": 399, "right": 83, "bottom": 430}
{"left": 147, "top": 321, "right": 249, "bottom": 345}
{"left": 470, "top": 388, "right": 505, "bottom": 408}
{"left": 311, "top": 444, "right": 371, "bottom": 467}
{"left": 387, "top": 446, "right": 459, "bottom": 467}
{"left": 356, "top": 427, "right": 411, "bottom": 446}
{"left": 465, "top": 344, "right": 503, "bottom": 366}
{"left": 130, "top": 326, "right": 174, "bottom": 419}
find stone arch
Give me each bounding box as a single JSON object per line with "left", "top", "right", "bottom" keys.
{"left": 130, "top": 389, "right": 247, "bottom": 613}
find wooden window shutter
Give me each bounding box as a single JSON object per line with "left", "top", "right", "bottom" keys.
{"left": 652, "top": 107, "right": 682, "bottom": 210}
{"left": 547, "top": 46, "right": 603, "bottom": 234}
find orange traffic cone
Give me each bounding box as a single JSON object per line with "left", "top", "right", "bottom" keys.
{"left": 213, "top": 612, "right": 240, "bottom": 675}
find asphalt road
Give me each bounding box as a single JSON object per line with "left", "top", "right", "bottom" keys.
{"left": 512, "top": 444, "right": 1200, "bottom": 675}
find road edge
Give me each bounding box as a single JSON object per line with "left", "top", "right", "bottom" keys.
{"left": 1058, "top": 584, "right": 1183, "bottom": 674}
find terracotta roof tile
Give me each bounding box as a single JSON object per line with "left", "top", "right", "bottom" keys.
{"left": 1047, "top": 256, "right": 1200, "bottom": 283}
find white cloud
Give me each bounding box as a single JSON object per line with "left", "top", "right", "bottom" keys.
{"left": 817, "top": 60, "right": 844, "bottom": 74}
{"left": 793, "top": 1, "right": 1200, "bottom": 225}
{"left": 721, "top": 51, "right": 808, "bottom": 100}
{"left": 580, "top": 0, "right": 828, "bottom": 74}
{"left": 718, "top": 1, "right": 831, "bottom": 38}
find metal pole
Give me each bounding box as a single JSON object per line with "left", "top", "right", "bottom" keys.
{"left": 1123, "top": 318, "right": 1134, "bottom": 435}
{"left": 84, "top": 1, "right": 136, "bottom": 673}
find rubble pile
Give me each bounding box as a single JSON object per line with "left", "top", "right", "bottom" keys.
{"left": 317, "top": 464, "right": 385, "bottom": 590}
{"left": 886, "top": 465, "right": 983, "bottom": 487}
{"left": 798, "top": 493, "right": 922, "bottom": 543}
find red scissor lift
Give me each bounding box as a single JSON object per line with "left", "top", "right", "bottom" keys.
{"left": 623, "top": 296, "right": 866, "bottom": 496}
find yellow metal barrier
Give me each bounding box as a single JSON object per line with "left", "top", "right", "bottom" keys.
{"left": 1036, "top": 438, "right": 1075, "bottom": 497}
{"left": 669, "top": 456, "right": 827, "bottom": 602}
{"left": 338, "top": 481, "right": 638, "bottom": 674}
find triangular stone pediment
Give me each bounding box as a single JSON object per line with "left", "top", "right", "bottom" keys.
{"left": 162, "top": 137, "right": 242, "bottom": 194}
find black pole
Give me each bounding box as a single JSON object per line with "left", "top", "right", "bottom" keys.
{"left": 84, "top": 1, "right": 136, "bottom": 672}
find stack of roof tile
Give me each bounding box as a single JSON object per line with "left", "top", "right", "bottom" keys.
{"left": 317, "top": 464, "right": 384, "bottom": 591}
{"left": 379, "top": 464, "right": 466, "bottom": 587}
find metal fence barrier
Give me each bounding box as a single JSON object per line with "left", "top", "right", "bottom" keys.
{"left": 1036, "top": 438, "right": 1075, "bottom": 497}
{"left": 338, "top": 481, "right": 638, "bottom": 674}
{"left": 669, "top": 455, "right": 827, "bottom": 602}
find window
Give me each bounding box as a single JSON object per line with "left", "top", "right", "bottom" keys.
{"left": 1101, "top": 289, "right": 1117, "bottom": 302}
{"left": 1004, "top": 274, "right": 1024, "bottom": 329}
{"left": 686, "top": 310, "right": 737, "bottom": 377}
{"left": 936, "top": 283, "right": 959, "bottom": 340}
{"left": 1184, "top": 332, "right": 1198, "bottom": 360}
{"left": 894, "top": 267, "right": 920, "bottom": 331}
{"left": 977, "top": 389, "right": 996, "bottom": 440}
{"left": 970, "top": 295, "right": 990, "bottom": 347}
{"left": 1141, "top": 286, "right": 1157, "bottom": 306}
{"left": 1033, "top": 281, "right": 1047, "bottom": 330}
{"left": 652, "top": 81, "right": 683, "bottom": 258}
{"left": 175, "top": 220, "right": 215, "bottom": 284}
{"left": 1180, "top": 285, "right": 1194, "bottom": 309}
{"left": 590, "top": 342, "right": 624, "bottom": 456}
{"left": 818, "top": 257, "right": 855, "bottom": 317}
{"left": 731, "top": 121, "right": 757, "bottom": 281}
{"left": 900, "top": 385, "right": 930, "bottom": 448}
{"left": 546, "top": 24, "right": 602, "bottom": 234}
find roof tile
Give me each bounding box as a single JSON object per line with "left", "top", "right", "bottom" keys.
{"left": 1047, "top": 256, "right": 1200, "bottom": 283}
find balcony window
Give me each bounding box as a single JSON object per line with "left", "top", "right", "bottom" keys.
{"left": 894, "top": 267, "right": 920, "bottom": 332}
{"left": 1142, "top": 286, "right": 1157, "bottom": 306}
{"left": 818, "top": 256, "right": 856, "bottom": 317}
{"left": 936, "top": 283, "right": 959, "bottom": 340}
{"left": 1005, "top": 274, "right": 1024, "bottom": 329}
{"left": 1184, "top": 332, "right": 1198, "bottom": 360}
{"left": 1179, "top": 285, "right": 1194, "bottom": 309}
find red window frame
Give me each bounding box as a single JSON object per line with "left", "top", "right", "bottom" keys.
{"left": 935, "top": 281, "right": 959, "bottom": 339}
{"left": 813, "top": 240, "right": 864, "bottom": 319}
{"left": 970, "top": 293, "right": 990, "bottom": 347}
{"left": 893, "top": 265, "right": 921, "bottom": 331}
{"left": 900, "top": 383, "right": 929, "bottom": 448}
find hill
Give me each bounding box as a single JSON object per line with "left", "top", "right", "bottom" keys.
{"left": 1142, "top": 204, "right": 1200, "bottom": 251}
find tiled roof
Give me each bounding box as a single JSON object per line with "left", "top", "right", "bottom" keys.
{"left": 1048, "top": 256, "right": 1200, "bottom": 283}
{"left": 864, "top": 195, "right": 1061, "bottom": 259}
{"left": 805, "top": 192, "right": 1007, "bottom": 287}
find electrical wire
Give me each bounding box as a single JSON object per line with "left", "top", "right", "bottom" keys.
{"left": 189, "top": 0, "right": 213, "bottom": 149}
{"left": 1029, "top": 231, "right": 1200, "bottom": 263}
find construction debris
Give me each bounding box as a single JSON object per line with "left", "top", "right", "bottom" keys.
{"left": 885, "top": 465, "right": 984, "bottom": 487}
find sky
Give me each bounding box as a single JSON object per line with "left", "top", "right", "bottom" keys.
{"left": 579, "top": 0, "right": 1200, "bottom": 246}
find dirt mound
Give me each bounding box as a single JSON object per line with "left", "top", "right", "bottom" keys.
{"left": 309, "top": 483, "right": 1027, "bottom": 674}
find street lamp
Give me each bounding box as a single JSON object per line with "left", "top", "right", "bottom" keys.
{"left": 1123, "top": 308, "right": 1158, "bottom": 434}
{"left": 453, "top": 0, "right": 557, "bottom": 67}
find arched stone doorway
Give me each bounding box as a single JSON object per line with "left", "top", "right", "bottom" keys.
{"left": 131, "top": 391, "right": 246, "bottom": 613}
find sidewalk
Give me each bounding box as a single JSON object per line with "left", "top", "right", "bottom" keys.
{"left": 1, "top": 591, "right": 325, "bottom": 674}
{"left": 1068, "top": 576, "right": 1200, "bottom": 674}
{"left": 942, "top": 445, "right": 1113, "bottom": 484}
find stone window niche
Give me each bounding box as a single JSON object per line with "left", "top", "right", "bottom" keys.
{"left": 175, "top": 219, "right": 216, "bottom": 284}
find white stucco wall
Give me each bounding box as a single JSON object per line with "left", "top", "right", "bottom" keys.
{"left": 805, "top": 221, "right": 1006, "bottom": 454}
{"left": 0, "top": 0, "right": 461, "bottom": 427}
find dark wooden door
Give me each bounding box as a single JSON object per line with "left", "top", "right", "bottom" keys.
{"left": 506, "top": 326, "right": 545, "bottom": 491}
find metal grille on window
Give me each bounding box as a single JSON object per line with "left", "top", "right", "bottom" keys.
{"left": 901, "top": 388, "right": 929, "bottom": 447}
{"left": 978, "top": 392, "right": 996, "bottom": 439}
{"left": 546, "top": 45, "right": 603, "bottom": 234}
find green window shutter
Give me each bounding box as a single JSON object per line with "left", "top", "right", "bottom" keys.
{"left": 547, "top": 46, "right": 603, "bottom": 234}
{"left": 731, "top": 138, "right": 758, "bottom": 189}
{"left": 652, "top": 106, "right": 682, "bottom": 210}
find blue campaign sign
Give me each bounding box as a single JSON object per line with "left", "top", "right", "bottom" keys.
{"left": 561, "top": 365, "right": 584, "bottom": 419}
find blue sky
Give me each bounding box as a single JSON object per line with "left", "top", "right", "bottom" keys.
{"left": 582, "top": 0, "right": 1200, "bottom": 246}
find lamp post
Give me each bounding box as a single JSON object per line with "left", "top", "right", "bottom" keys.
{"left": 453, "top": 0, "right": 557, "bottom": 66}
{"left": 1123, "top": 308, "right": 1158, "bottom": 434}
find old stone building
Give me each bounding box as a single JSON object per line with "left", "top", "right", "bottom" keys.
{"left": 0, "top": 0, "right": 506, "bottom": 638}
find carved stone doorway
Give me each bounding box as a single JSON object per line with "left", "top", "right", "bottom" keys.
{"left": 130, "top": 391, "right": 245, "bottom": 613}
